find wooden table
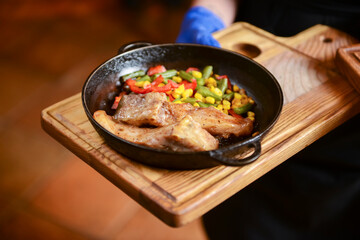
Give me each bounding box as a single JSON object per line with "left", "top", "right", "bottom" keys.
{"left": 41, "top": 23, "right": 360, "bottom": 227}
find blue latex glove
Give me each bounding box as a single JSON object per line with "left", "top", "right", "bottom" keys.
{"left": 176, "top": 6, "right": 225, "bottom": 48}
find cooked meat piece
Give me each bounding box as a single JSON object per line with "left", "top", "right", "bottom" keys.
{"left": 113, "top": 92, "right": 253, "bottom": 138}
{"left": 114, "top": 92, "right": 196, "bottom": 127}
{"left": 94, "top": 110, "right": 168, "bottom": 147}
{"left": 165, "top": 114, "right": 219, "bottom": 152}
{"left": 94, "top": 110, "right": 218, "bottom": 152}
{"left": 166, "top": 101, "right": 195, "bottom": 122}
{"left": 165, "top": 104, "right": 253, "bottom": 138}
{"left": 189, "top": 107, "right": 253, "bottom": 138}
{"left": 113, "top": 92, "right": 169, "bottom": 127}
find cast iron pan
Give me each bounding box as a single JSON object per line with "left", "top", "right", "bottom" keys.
{"left": 82, "top": 42, "right": 283, "bottom": 170}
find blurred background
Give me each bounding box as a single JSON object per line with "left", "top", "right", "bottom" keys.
{"left": 0, "top": 0, "right": 209, "bottom": 239}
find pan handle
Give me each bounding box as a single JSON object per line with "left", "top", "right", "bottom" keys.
{"left": 209, "top": 140, "right": 261, "bottom": 166}
{"left": 118, "top": 41, "right": 153, "bottom": 54}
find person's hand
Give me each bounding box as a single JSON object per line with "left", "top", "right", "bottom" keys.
{"left": 176, "top": 6, "right": 225, "bottom": 47}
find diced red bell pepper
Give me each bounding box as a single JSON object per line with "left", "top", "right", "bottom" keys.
{"left": 151, "top": 76, "right": 177, "bottom": 92}
{"left": 185, "top": 67, "right": 200, "bottom": 73}
{"left": 228, "top": 109, "right": 244, "bottom": 119}
{"left": 180, "top": 79, "right": 197, "bottom": 90}
{"left": 227, "top": 78, "right": 232, "bottom": 90}
{"left": 215, "top": 74, "right": 227, "bottom": 80}
{"left": 111, "top": 91, "right": 126, "bottom": 110}
{"left": 126, "top": 79, "right": 152, "bottom": 94}
{"left": 168, "top": 80, "right": 180, "bottom": 88}
{"left": 111, "top": 96, "right": 121, "bottom": 110}
{"left": 168, "top": 94, "right": 175, "bottom": 102}
{"left": 147, "top": 65, "right": 166, "bottom": 76}
{"left": 151, "top": 75, "right": 164, "bottom": 86}
{"left": 152, "top": 83, "right": 172, "bottom": 92}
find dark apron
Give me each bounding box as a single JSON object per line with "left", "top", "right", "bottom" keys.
{"left": 203, "top": 1, "right": 360, "bottom": 239}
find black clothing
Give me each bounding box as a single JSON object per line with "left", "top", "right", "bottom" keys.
{"left": 235, "top": 0, "right": 360, "bottom": 39}
{"left": 203, "top": 115, "right": 360, "bottom": 240}
{"left": 203, "top": 1, "right": 360, "bottom": 239}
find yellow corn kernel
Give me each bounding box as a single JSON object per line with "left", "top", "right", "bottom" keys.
{"left": 207, "top": 83, "right": 216, "bottom": 88}
{"left": 241, "top": 97, "right": 249, "bottom": 105}
{"left": 223, "top": 99, "right": 231, "bottom": 106}
{"left": 233, "top": 84, "right": 240, "bottom": 92}
{"left": 232, "top": 98, "right": 243, "bottom": 109}
{"left": 223, "top": 104, "right": 231, "bottom": 110}
{"left": 205, "top": 96, "right": 215, "bottom": 104}
{"left": 182, "top": 89, "right": 193, "bottom": 98}
{"left": 135, "top": 81, "right": 144, "bottom": 87}
{"left": 223, "top": 109, "right": 228, "bottom": 115}
{"left": 172, "top": 93, "right": 180, "bottom": 99}
{"left": 226, "top": 89, "right": 233, "bottom": 94}
{"left": 232, "top": 98, "right": 240, "bottom": 105}
{"left": 173, "top": 100, "right": 183, "bottom": 104}
{"left": 249, "top": 98, "right": 255, "bottom": 104}
{"left": 234, "top": 92, "right": 242, "bottom": 99}
{"left": 194, "top": 92, "right": 204, "bottom": 101}
{"left": 174, "top": 84, "right": 185, "bottom": 95}
{"left": 248, "top": 116, "right": 255, "bottom": 121}
{"left": 193, "top": 102, "right": 200, "bottom": 107}
{"left": 172, "top": 76, "right": 182, "bottom": 83}
{"left": 212, "top": 87, "right": 223, "bottom": 96}
{"left": 247, "top": 111, "right": 255, "bottom": 117}
{"left": 143, "top": 81, "right": 151, "bottom": 88}
{"left": 166, "top": 90, "right": 172, "bottom": 95}
{"left": 192, "top": 70, "right": 202, "bottom": 79}
{"left": 217, "top": 104, "right": 223, "bottom": 111}
{"left": 205, "top": 77, "right": 217, "bottom": 86}
{"left": 135, "top": 80, "right": 151, "bottom": 88}
{"left": 158, "top": 83, "right": 165, "bottom": 87}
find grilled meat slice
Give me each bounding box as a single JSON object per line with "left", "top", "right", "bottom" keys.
{"left": 94, "top": 110, "right": 218, "bottom": 152}
{"left": 165, "top": 113, "right": 219, "bottom": 152}
{"left": 113, "top": 92, "right": 169, "bottom": 127}
{"left": 114, "top": 92, "right": 195, "bottom": 127}
{"left": 113, "top": 92, "right": 253, "bottom": 138}
{"left": 189, "top": 107, "right": 253, "bottom": 138}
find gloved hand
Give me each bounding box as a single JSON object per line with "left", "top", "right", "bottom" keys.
{"left": 176, "top": 6, "right": 225, "bottom": 48}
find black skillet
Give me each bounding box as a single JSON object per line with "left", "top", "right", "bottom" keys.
{"left": 82, "top": 42, "right": 283, "bottom": 170}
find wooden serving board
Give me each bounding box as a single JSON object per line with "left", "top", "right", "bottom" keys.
{"left": 335, "top": 43, "right": 360, "bottom": 93}
{"left": 41, "top": 23, "right": 360, "bottom": 227}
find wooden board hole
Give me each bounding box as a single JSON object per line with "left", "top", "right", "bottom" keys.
{"left": 233, "top": 43, "right": 261, "bottom": 58}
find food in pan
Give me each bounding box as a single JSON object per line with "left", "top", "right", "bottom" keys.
{"left": 94, "top": 110, "right": 219, "bottom": 152}
{"left": 93, "top": 65, "right": 256, "bottom": 152}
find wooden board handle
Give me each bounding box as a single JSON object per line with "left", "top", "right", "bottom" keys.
{"left": 335, "top": 43, "right": 360, "bottom": 94}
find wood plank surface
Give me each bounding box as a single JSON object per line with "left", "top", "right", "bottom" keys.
{"left": 335, "top": 43, "right": 360, "bottom": 94}
{"left": 41, "top": 22, "right": 360, "bottom": 227}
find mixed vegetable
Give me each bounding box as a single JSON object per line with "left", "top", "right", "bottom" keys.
{"left": 113, "top": 65, "right": 256, "bottom": 121}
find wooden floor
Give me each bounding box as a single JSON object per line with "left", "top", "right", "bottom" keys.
{"left": 0, "top": 0, "right": 208, "bottom": 239}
